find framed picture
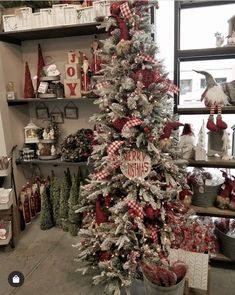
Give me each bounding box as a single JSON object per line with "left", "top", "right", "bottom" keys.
{"left": 50, "top": 106, "right": 64, "bottom": 124}
{"left": 64, "top": 102, "right": 78, "bottom": 119}
{"left": 36, "top": 103, "right": 49, "bottom": 120}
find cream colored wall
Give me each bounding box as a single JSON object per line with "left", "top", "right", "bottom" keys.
{"left": 0, "top": 34, "right": 104, "bottom": 193}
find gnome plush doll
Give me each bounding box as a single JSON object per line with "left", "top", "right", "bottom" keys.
{"left": 194, "top": 70, "right": 228, "bottom": 132}
{"left": 179, "top": 123, "right": 195, "bottom": 159}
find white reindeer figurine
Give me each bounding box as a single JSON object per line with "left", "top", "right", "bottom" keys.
{"left": 215, "top": 32, "right": 224, "bottom": 47}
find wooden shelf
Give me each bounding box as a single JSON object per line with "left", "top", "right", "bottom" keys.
{"left": 0, "top": 23, "right": 105, "bottom": 45}
{"left": 16, "top": 158, "right": 88, "bottom": 167}
{"left": 177, "top": 106, "right": 235, "bottom": 115}
{"left": 210, "top": 253, "right": 232, "bottom": 262}
{"left": 188, "top": 158, "right": 235, "bottom": 168}
{"left": 177, "top": 46, "right": 235, "bottom": 61}
{"left": 180, "top": 1, "right": 235, "bottom": 9}
{"left": 191, "top": 205, "right": 235, "bottom": 218}
{"left": 7, "top": 97, "right": 96, "bottom": 106}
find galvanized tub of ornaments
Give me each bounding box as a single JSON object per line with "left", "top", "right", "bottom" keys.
{"left": 142, "top": 261, "right": 187, "bottom": 295}
{"left": 215, "top": 219, "right": 235, "bottom": 261}
{"left": 187, "top": 168, "right": 224, "bottom": 208}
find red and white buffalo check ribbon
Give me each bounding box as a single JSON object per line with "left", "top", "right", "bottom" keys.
{"left": 108, "top": 154, "right": 121, "bottom": 169}
{"left": 96, "top": 81, "right": 110, "bottom": 90}
{"left": 147, "top": 224, "right": 158, "bottom": 243}
{"left": 124, "top": 198, "right": 144, "bottom": 219}
{"left": 95, "top": 170, "right": 111, "bottom": 180}
{"left": 107, "top": 140, "right": 124, "bottom": 155}
{"left": 161, "top": 79, "right": 179, "bottom": 93}
{"left": 120, "top": 2, "right": 132, "bottom": 19}
{"left": 122, "top": 117, "right": 143, "bottom": 134}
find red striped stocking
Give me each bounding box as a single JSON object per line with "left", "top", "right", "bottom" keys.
{"left": 206, "top": 106, "right": 217, "bottom": 132}
{"left": 216, "top": 105, "right": 227, "bottom": 130}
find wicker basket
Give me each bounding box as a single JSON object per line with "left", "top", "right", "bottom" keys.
{"left": 214, "top": 227, "right": 235, "bottom": 261}
{"left": 143, "top": 274, "right": 185, "bottom": 295}
{"left": 222, "top": 81, "right": 235, "bottom": 105}
{"left": 191, "top": 185, "right": 220, "bottom": 207}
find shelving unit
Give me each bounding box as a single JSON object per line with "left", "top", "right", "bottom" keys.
{"left": 0, "top": 22, "right": 105, "bottom": 45}
{"left": 174, "top": 1, "right": 235, "bottom": 270}
{"left": 191, "top": 205, "right": 235, "bottom": 218}
{"left": 15, "top": 158, "right": 88, "bottom": 167}
{"left": 7, "top": 97, "right": 96, "bottom": 106}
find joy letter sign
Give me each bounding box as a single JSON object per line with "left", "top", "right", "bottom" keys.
{"left": 120, "top": 149, "right": 151, "bottom": 180}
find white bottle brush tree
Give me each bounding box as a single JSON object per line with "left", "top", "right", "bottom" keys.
{"left": 75, "top": 1, "right": 191, "bottom": 294}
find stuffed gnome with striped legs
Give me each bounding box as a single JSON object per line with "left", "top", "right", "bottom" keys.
{"left": 194, "top": 70, "right": 228, "bottom": 131}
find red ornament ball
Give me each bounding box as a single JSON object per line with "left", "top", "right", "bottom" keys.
{"left": 99, "top": 251, "right": 111, "bottom": 262}
{"left": 143, "top": 127, "right": 151, "bottom": 134}
{"left": 110, "top": 1, "right": 124, "bottom": 15}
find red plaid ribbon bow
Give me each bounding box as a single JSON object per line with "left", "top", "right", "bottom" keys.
{"left": 161, "top": 79, "right": 179, "bottom": 93}
{"left": 124, "top": 198, "right": 144, "bottom": 219}
{"left": 120, "top": 2, "right": 132, "bottom": 19}
{"left": 95, "top": 170, "right": 111, "bottom": 180}
{"left": 107, "top": 140, "right": 124, "bottom": 155}
{"left": 147, "top": 224, "right": 158, "bottom": 243}
{"left": 96, "top": 81, "right": 110, "bottom": 90}
{"left": 138, "top": 53, "right": 156, "bottom": 64}
{"left": 122, "top": 117, "right": 143, "bottom": 134}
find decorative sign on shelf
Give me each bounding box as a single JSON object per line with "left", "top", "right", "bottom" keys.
{"left": 120, "top": 149, "right": 151, "bottom": 180}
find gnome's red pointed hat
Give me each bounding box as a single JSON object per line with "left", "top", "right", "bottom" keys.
{"left": 181, "top": 123, "right": 194, "bottom": 136}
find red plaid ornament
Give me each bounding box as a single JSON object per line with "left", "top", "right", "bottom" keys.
{"left": 122, "top": 117, "right": 143, "bottom": 135}
{"left": 147, "top": 224, "right": 158, "bottom": 243}
{"left": 124, "top": 198, "right": 144, "bottom": 219}
{"left": 96, "top": 81, "right": 110, "bottom": 90}
{"left": 96, "top": 170, "right": 111, "bottom": 180}
{"left": 161, "top": 79, "right": 179, "bottom": 93}
{"left": 107, "top": 141, "right": 124, "bottom": 155}
{"left": 120, "top": 2, "right": 132, "bottom": 19}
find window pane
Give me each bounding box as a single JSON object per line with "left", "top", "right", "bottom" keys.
{"left": 178, "top": 59, "right": 235, "bottom": 107}
{"left": 180, "top": 4, "right": 235, "bottom": 49}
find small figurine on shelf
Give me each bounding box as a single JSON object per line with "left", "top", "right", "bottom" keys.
{"left": 194, "top": 70, "right": 228, "bottom": 132}
{"left": 215, "top": 32, "right": 224, "bottom": 47}
{"left": 6, "top": 81, "right": 16, "bottom": 100}
{"left": 51, "top": 145, "right": 56, "bottom": 156}
{"left": 194, "top": 120, "right": 207, "bottom": 161}
{"left": 222, "top": 130, "right": 232, "bottom": 160}
{"left": 179, "top": 123, "right": 195, "bottom": 160}
{"left": 49, "top": 128, "right": 55, "bottom": 140}
{"left": 45, "top": 64, "right": 61, "bottom": 77}
{"left": 91, "top": 35, "right": 102, "bottom": 74}
{"left": 227, "top": 30, "right": 235, "bottom": 46}
{"left": 81, "top": 54, "right": 91, "bottom": 94}
{"left": 43, "top": 129, "right": 49, "bottom": 140}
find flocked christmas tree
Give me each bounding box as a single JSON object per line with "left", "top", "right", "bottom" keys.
{"left": 75, "top": 1, "right": 192, "bottom": 294}
{"left": 68, "top": 170, "right": 81, "bottom": 236}
{"left": 50, "top": 171, "right": 61, "bottom": 228}
{"left": 60, "top": 168, "right": 72, "bottom": 231}
{"left": 40, "top": 179, "right": 53, "bottom": 230}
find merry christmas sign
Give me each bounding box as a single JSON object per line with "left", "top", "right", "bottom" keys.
{"left": 120, "top": 149, "right": 151, "bottom": 180}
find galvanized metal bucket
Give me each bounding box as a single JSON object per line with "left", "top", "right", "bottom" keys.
{"left": 143, "top": 274, "right": 185, "bottom": 295}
